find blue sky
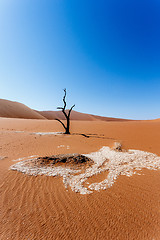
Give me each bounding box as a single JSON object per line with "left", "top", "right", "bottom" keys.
{"left": 0, "top": 0, "right": 160, "bottom": 120}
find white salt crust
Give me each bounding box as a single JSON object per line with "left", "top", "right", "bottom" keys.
{"left": 32, "top": 132, "right": 63, "bottom": 136}
{"left": 12, "top": 155, "right": 38, "bottom": 162}
{"left": 10, "top": 147, "right": 160, "bottom": 194}
{"left": 3, "top": 130, "right": 63, "bottom": 135}
{"left": 57, "top": 145, "right": 70, "bottom": 149}
{"left": 0, "top": 156, "right": 7, "bottom": 160}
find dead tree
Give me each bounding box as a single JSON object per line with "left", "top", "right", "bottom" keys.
{"left": 56, "top": 89, "right": 75, "bottom": 134}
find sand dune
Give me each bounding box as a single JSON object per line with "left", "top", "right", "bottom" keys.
{"left": 152, "top": 118, "right": 160, "bottom": 122}
{"left": 1, "top": 118, "right": 160, "bottom": 239}
{"left": 37, "top": 109, "right": 131, "bottom": 121}
{"left": 0, "top": 99, "right": 131, "bottom": 121}
{"left": 0, "top": 99, "right": 46, "bottom": 119}
{"left": 36, "top": 109, "right": 96, "bottom": 121}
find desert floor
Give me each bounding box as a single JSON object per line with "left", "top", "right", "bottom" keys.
{"left": 0, "top": 118, "right": 160, "bottom": 240}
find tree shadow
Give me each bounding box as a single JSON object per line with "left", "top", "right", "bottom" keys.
{"left": 72, "top": 133, "right": 115, "bottom": 140}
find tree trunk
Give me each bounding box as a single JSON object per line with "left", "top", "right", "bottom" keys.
{"left": 65, "top": 117, "right": 70, "bottom": 134}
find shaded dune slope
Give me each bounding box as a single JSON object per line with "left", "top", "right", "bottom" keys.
{"left": 0, "top": 99, "right": 46, "bottom": 119}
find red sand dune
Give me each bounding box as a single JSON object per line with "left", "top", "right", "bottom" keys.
{"left": 152, "top": 118, "right": 160, "bottom": 122}
{"left": 0, "top": 99, "right": 46, "bottom": 120}
{"left": 36, "top": 109, "right": 95, "bottom": 121}
{"left": 0, "top": 99, "right": 130, "bottom": 121}
{"left": 37, "top": 109, "right": 131, "bottom": 121}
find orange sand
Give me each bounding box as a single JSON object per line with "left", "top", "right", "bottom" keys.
{"left": 0, "top": 118, "right": 160, "bottom": 239}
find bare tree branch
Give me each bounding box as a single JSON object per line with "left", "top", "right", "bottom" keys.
{"left": 68, "top": 104, "right": 75, "bottom": 118}
{"left": 56, "top": 89, "right": 75, "bottom": 134}
{"left": 58, "top": 88, "right": 67, "bottom": 118}
{"left": 63, "top": 88, "right": 67, "bottom": 110}
{"left": 55, "top": 118, "right": 66, "bottom": 130}
{"left": 62, "top": 109, "right": 68, "bottom": 119}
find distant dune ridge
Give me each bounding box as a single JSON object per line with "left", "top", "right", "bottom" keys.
{"left": 0, "top": 98, "right": 131, "bottom": 121}
{"left": 36, "top": 110, "right": 131, "bottom": 121}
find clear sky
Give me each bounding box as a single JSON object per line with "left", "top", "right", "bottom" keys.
{"left": 0, "top": 0, "right": 160, "bottom": 120}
